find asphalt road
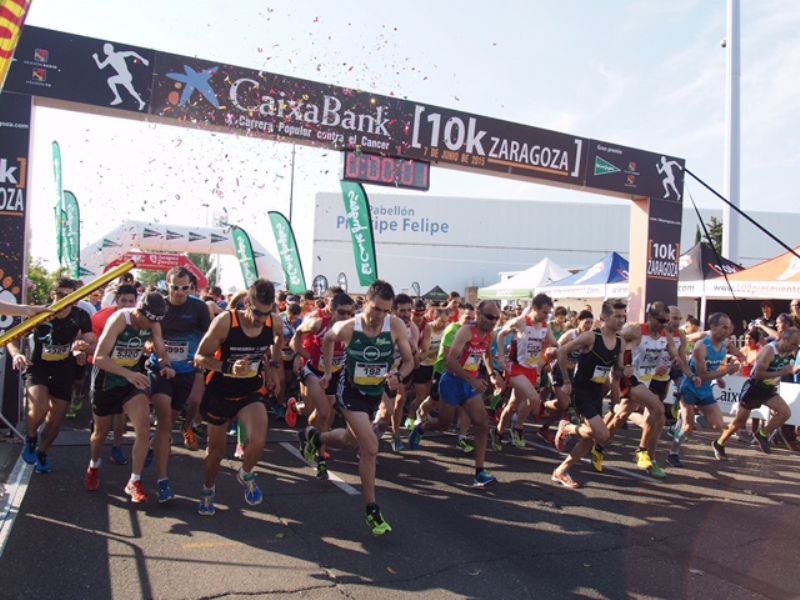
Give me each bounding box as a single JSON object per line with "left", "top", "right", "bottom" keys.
{"left": 1, "top": 415, "right": 799, "bottom": 600}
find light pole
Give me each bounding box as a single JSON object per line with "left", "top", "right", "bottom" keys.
{"left": 289, "top": 144, "right": 296, "bottom": 225}
{"left": 722, "top": 0, "right": 740, "bottom": 263}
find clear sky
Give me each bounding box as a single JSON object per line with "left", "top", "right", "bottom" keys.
{"left": 19, "top": 0, "right": 800, "bottom": 289}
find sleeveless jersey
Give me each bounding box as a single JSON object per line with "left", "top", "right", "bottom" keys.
{"left": 687, "top": 337, "right": 727, "bottom": 394}
{"left": 632, "top": 324, "right": 671, "bottom": 382}
{"left": 303, "top": 313, "right": 346, "bottom": 372}
{"left": 421, "top": 327, "right": 444, "bottom": 367}
{"left": 452, "top": 323, "right": 492, "bottom": 378}
{"left": 206, "top": 310, "right": 275, "bottom": 397}
{"left": 280, "top": 314, "right": 300, "bottom": 361}
{"left": 754, "top": 341, "right": 794, "bottom": 389}
{"left": 574, "top": 329, "right": 622, "bottom": 386}
{"left": 345, "top": 315, "right": 394, "bottom": 396}
{"left": 92, "top": 309, "right": 151, "bottom": 391}
{"left": 514, "top": 316, "right": 549, "bottom": 370}
{"left": 434, "top": 323, "right": 462, "bottom": 375}
{"left": 392, "top": 321, "right": 416, "bottom": 369}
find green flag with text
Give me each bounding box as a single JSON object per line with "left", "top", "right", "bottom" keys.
{"left": 52, "top": 141, "right": 65, "bottom": 266}
{"left": 63, "top": 190, "right": 80, "bottom": 278}
{"left": 340, "top": 181, "right": 378, "bottom": 287}
{"left": 231, "top": 226, "right": 259, "bottom": 288}
{"left": 268, "top": 211, "right": 307, "bottom": 294}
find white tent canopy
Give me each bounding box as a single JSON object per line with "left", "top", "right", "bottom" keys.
{"left": 478, "top": 258, "right": 571, "bottom": 300}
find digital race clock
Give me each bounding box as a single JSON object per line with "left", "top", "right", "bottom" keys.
{"left": 341, "top": 150, "right": 430, "bottom": 191}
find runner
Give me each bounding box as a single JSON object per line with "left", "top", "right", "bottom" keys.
{"left": 550, "top": 306, "right": 569, "bottom": 341}
{"left": 276, "top": 300, "right": 303, "bottom": 420}
{"left": 194, "top": 279, "right": 282, "bottom": 515}
{"left": 494, "top": 293, "right": 556, "bottom": 449}
{"left": 85, "top": 292, "right": 173, "bottom": 503}
{"left": 670, "top": 312, "right": 744, "bottom": 463}
{"left": 608, "top": 301, "right": 680, "bottom": 478}
{"left": 302, "top": 280, "right": 414, "bottom": 536}
{"left": 148, "top": 267, "right": 211, "bottom": 503}
{"left": 383, "top": 293, "right": 419, "bottom": 452}
{"left": 714, "top": 328, "right": 799, "bottom": 456}
{"left": 8, "top": 278, "right": 95, "bottom": 473}
{"left": 408, "top": 300, "right": 503, "bottom": 487}
{"left": 290, "top": 292, "right": 355, "bottom": 477}
{"left": 89, "top": 283, "right": 138, "bottom": 465}
{"left": 551, "top": 300, "right": 630, "bottom": 489}
{"left": 409, "top": 304, "right": 448, "bottom": 428}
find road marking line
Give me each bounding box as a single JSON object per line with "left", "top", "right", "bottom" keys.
{"left": 527, "top": 440, "right": 656, "bottom": 483}
{"left": 280, "top": 442, "right": 360, "bottom": 496}
{"left": 0, "top": 455, "right": 33, "bottom": 558}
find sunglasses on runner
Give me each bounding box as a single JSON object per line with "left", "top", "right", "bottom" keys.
{"left": 481, "top": 312, "right": 499, "bottom": 321}
{"left": 170, "top": 284, "right": 191, "bottom": 291}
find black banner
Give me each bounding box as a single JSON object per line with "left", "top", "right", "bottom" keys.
{"left": 645, "top": 196, "right": 683, "bottom": 306}
{"left": 5, "top": 26, "right": 154, "bottom": 113}
{"left": 585, "top": 139, "right": 685, "bottom": 201}
{"left": 0, "top": 92, "right": 31, "bottom": 426}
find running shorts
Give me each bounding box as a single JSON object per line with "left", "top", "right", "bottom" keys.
{"left": 201, "top": 389, "right": 266, "bottom": 426}
{"left": 150, "top": 371, "right": 196, "bottom": 412}
{"left": 438, "top": 372, "right": 477, "bottom": 407}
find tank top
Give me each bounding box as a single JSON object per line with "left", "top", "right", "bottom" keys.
{"left": 345, "top": 314, "right": 394, "bottom": 396}
{"left": 392, "top": 321, "right": 417, "bottom": 369}
{"left": 434, "top": 323, "right": 461, "bottom": 375}
{"left": 574, "top": 329, "right": 622, "bottom": 386}
{"left": 452, "top": 323, "right": 492, "bottom": 378}
{"left": 303, "top": 313, "right": 346, "bottom": 372}
{"left": 632, "top": 324, "right": 671, "bottom": 382}
{"left": 280, "top": 314, "right": 298, "bottom": 361}
{"left": 206, "top": 310, "right": 275, "bottom": 397}
{"left": 421, "top": 327, "right": 444, "bottom": 367}
{"left": 755, "top": 341, "right": 794, "bottom": 389}
{"left": 687, "top": 337, "right": 727, "bottom": 393}
{"left": 515, "top": 316, "right": 549, "bottom": 370}
{"left": 93, "top": 309, "right": 152, "bottom": 391}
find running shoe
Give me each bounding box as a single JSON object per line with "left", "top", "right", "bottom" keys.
{"left": 144, "top": 447, "right": 154, "bottom": 468}
{"left": 404, "top": 417, "right": 415, "bottom": 430}
{"left": 551, "top": 470, "right": 580, "bottom": 489}
{"left": 183, "top": 427, "right": 200, "bottom": 451}
{"left": 236, "top": 471, "right": 263, "bottom": 506}
{"left": 84, "top": 466, "right": 100, "bottom": 491}
{"left": 234, "top": 443, "right": 247, "bottom": 459}
{"left": 285, "top": 397, "right": 299, "bottom": 428}
{"left": 670, "top": 400, "right": 681, "bottom": 420}
{"left": 316, "top": 459, "right": 329, "bottom": 480}
{"left": 320, "top": 449, "right": 332, "bottom": 461}
{"left": 124, "top": 480, "right": 149, "bottom": 503}
{"left": 65, "top": 405, "right": 78, "bottom": 420}
{"left": 472, "top": 469, "right": 497, "bottom": 488}
{"left": 711, "top": 440, "right": 727, "bottom": 461}
{"left": 366, "top": 509, "right": 392, "bottom": 536}
{"left": 22, "top": 435, "right": 37, "bottom": 465}
{"left": 198, "top": 489, "right": 216, "bottom": 516}
{"left": 34, "top": 451, "right": 53, "bottom": 474}
{"left": 635, "top": 450, "right": 653, "bottom": 470}
{"left": 157, "top": 479, "right": 176, "bottom": 503}
{"left": 302, "top": 428, "right": 321, "bottom": 463}
{"left": 457, "top": 437, "right": 475, "bottom": 453}
{"left": 408, "top": 424, "right": 423, "bottom": 450}
{"left": 109, "top": 446, "right": 128, "bottom": 466}
{"left": 490, "top": 428, "right": 503, "bottom": 452}
{"left": 554, "top": 420, "right": 569, "bottom": 453}
{"left": 510, "top": 428, "right": 526, "bottom": 449}
{"left": 590, "top": 446, "right": 604, "bottom": 472}
{"left": 537, "top": 427, "right": 555, "bottom": 445}
{"left": 754, "top": 430, "right": 771, "bottom": 454}
{"left": 648, "top": 462, "right": 666, "bottom": 479}
{"left": 391, "top": 438, "right": 405, "bottom": 453}
{"left": 667, "top": 453, "right": 684, "bottom": 468}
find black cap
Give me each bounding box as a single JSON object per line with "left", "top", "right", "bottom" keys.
{"left": 139, "top": 291, "right": 167, "bottom": 321}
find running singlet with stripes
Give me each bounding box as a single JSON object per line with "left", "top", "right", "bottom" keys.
{"left": 303, "top": 313, "right": 346, "bottom": 372}
{"left": 93, "top": 309, "right": 151, "bottom": 391}
{"left": 632, "top": 324, "right": 671, "bottom": 383}
{"left": 515, "top": 316, "right": 549, "bottom": 370}
{"left": 573, "top": 329, "right": 621, "bottom": 386}
{"left": 345, "top": 315, "right": 394, "bottom": 396}
{"left": 451, "top": 323, "right": 492, "bottom": 379}
{"left": 754, "top": 341, "right": 794, "bottom": 389}
{"left": 206, "top": 310, "right": 274, "bottom": 396}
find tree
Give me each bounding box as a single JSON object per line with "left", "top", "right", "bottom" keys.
{"left": 695, "top": 216, "right": 723, "bottom": 255}
{"left": 26, "top": 257, "right": 53, "bottom": 305}
{"left": 135, "top": 269, "right": 165, "bottom": 289}
{"left": 188, "top": 252, "right": 217, "bottom": 288}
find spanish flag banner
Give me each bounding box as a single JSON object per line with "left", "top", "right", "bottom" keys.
{"left": 0, "top": 0, "right": 31, "bottom": 91}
